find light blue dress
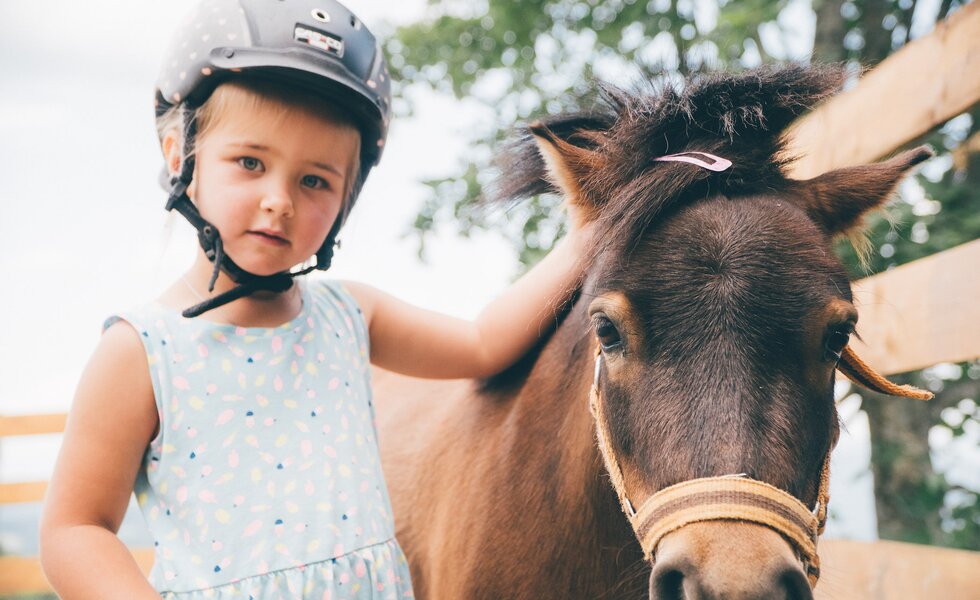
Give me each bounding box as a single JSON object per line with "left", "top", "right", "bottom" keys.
{"left": 106, "top": 279, "right": 414, "bottom": 599}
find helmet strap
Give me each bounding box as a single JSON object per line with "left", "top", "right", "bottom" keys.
{"left": 164, "top": 106, "right": 338, "bottom": 318}
{"left": 314, "top": 213, "right": 343, "bottom": 271}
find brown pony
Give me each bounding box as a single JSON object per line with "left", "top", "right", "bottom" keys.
{"left": 373, "top": 65, "right": 931, "bottom": 599}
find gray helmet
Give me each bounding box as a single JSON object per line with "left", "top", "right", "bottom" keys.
{"left": 155, "top": 0, "right": 392, "bottom": 318}
{"left": 156, "top": 0, "right": 392, "bottom": 174}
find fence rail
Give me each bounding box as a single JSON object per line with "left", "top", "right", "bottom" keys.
{"left": 850, "top": 238, "right": 980, "bottom": 376}
{"left": 0, "top": 550, "right": 154, "bottom": 595}
{"left": 0, "top": 414, "right": 66, "bottom": 438}
{"left": 0, "top": 414, "right": 66, "bottom": 507}
{"left": 815, "top": 539, "right": 980, "bottom": 599}
{"left": 786, "top": 1, "right": 980, "bottom": 178}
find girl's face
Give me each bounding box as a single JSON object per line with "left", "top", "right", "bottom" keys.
{"left": 185, "top": 95, "right": 360, "bottom": 276}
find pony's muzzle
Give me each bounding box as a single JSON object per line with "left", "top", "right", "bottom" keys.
{"left": 648, "top": 521, "right": 813, "bottom": 600}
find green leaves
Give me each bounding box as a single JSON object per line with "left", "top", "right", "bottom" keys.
{"left": 392, "top": 0, "right": 758, "bottom": 265}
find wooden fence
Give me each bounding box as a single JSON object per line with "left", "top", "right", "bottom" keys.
{"left": 2, "top": 2, "right": 979, "bottom": 597}
{"left": 787, "top": 1, "right": 980, "bottom": 380}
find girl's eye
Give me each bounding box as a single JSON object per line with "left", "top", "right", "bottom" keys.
{"left": 237, "top": 157, "right": 263, "bottom": 171}
{"left": 824, "top": 323, "right": 854, "bottom": 362}
{"left": 301, "top": 174, "right": 329, "bottom": 189}
{"left": 594, "top": 315, "right": 622, "bottom": 351}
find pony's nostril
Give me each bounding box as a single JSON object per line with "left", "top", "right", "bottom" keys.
{"left": 778, "top": 566, "right": 813, "bottom": 600}
{"left": 649, "top": 566, "right": 688, "bottom": 600}
{"left": 650, "top": 556, "right": 811, "bottom": 599}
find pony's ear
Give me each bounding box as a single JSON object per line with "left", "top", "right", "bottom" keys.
{"left": 796, "top": 146, "right": 933, "bottom": 235}
{"left": 530, "top": 122, "right": 605, "bottom": 228}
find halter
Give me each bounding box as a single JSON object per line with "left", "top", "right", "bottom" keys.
{"left": 589, "top": 346, "right": 829, "bottom": 587}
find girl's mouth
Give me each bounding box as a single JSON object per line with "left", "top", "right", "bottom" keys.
{"left": 248, "top": 230, "right": 290, "bottom": 246}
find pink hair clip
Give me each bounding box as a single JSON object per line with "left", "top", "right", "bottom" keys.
{"left": 654, "top": 151, "right": 732, "bottom": 172}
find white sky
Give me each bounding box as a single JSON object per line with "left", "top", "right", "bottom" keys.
{"left": 1, "top": 0, "right": 968, "bottom": 555}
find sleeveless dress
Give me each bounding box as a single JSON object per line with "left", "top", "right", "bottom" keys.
{"left": 105, "top": 280, "right": 415, "bottom": 599}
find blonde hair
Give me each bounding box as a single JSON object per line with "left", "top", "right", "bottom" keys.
{"left": 156, "top": 79, "right": 363, "bottom": 202}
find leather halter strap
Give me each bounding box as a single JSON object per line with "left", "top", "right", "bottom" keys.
{"left": 589, "top": 347, "right": 830, "bottom": 587}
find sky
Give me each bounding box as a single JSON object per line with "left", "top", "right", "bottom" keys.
{"left": 0, "top": 0, "right": 969, "bottom": 556}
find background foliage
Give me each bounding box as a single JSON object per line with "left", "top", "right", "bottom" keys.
{"left": 391, "top": 0, "right": 978, "bottom": 548}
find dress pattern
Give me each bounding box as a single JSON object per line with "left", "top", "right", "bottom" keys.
{"left": 106, "top": 279, "right": 414, "bottom": 599}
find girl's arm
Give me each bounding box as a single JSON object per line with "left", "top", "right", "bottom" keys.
{"left": 345, "top": 227, "right": 591, "bottom": 379}
{"left": 40, "top": 323, "right": 161, "bottom": 599}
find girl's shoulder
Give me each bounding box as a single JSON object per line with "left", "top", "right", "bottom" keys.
{"left": 306, "top": 278, "right": 360, "bottom": 310}
{"left": 305, "top": 278, "right": 369, "bottom": 347}
{"left": 307, "top": 279, "right": 369, "bottom": 320}
{"left": 103, "top": 302, "right": 176, "bottom": 353}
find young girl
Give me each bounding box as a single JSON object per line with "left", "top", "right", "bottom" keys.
{"left": 40, "top": 1, "right": 587, "bottom": 598}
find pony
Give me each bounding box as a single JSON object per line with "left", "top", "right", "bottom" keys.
{"left": 373, "top": 64, "right": 931, "bottom": 599}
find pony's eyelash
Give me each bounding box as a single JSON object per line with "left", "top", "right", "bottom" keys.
{"left": 584, "top": 314, "right": 639, "bottom": 341}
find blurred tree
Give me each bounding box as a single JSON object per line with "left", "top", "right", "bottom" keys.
{"left": 390, "top": 0, "right": 978, "bottom": 547}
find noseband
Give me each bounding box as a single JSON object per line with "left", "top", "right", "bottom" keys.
{"left": 589, "top": 347, "right": 830, "bottom": 587}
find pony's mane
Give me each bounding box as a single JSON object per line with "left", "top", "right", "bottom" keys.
{"left": 494, "top": 64, "right": 847, "bottom": 260}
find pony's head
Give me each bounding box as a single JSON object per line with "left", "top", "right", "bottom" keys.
{"left": 499, "top": 65, "right": 931, "bottom": 598}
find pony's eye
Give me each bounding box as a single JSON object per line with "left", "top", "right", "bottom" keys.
{"left": 594, "top": 315, "right": 622, "bottom": 350}
{"left": 824, "top": 323, "right": 854, "bottom": 362}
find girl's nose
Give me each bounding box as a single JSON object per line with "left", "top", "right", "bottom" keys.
{"left": 259, "top": 180, "right": 295, "bottom": 217}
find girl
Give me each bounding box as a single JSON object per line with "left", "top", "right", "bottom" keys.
{"left": 39, "top": 1, "right": 589, "bottom": 598}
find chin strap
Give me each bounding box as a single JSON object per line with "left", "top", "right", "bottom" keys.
{"left": 180, "top": 270, "right": 298, "bottom": 318}
{"left": 165, "top": 107, "right": 340, "bottom": 318}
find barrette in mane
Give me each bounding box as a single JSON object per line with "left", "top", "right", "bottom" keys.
{"left": 654, "top": 151, "right": 732, "bottom": 172}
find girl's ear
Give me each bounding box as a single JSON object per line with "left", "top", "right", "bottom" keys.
{"left": 530, "top": 122, "right": 606, "bottom": 229}
{"left": 161, "top": 130, "right": 183, "bottom": 179}
{"left": 793, "top": 146, "right": 933, "bottom": 236}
